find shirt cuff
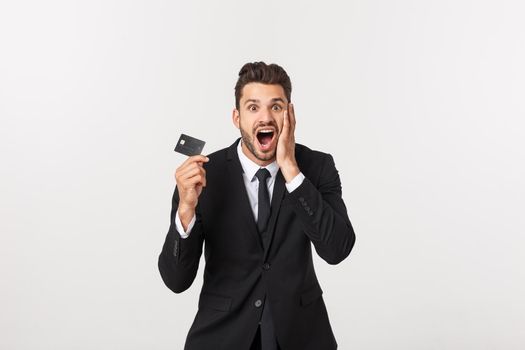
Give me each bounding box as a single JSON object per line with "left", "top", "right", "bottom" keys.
{"left": 285, "top": 172, "right": 305, "bottom": 193}
{"left": 175, "top": 210, "right": 196, "bottom": 239}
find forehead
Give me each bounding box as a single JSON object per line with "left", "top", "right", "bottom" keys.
{"left": 240, "top": 83, "right": 287, "bottom": 104}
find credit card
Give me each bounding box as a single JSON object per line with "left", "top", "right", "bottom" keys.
{"left": 174, "top": 134, "right": 206, "bottom": 156}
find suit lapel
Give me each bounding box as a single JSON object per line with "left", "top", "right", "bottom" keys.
{"left": 226, "top": 139, "right": 264, "bottom": 251}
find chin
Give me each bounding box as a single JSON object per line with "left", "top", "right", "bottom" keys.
{"left": 255, "top": 149, "right": 276, "bottom": 162}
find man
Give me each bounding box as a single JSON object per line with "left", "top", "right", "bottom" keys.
{"left": 158, "top": 62, "right": 356, "bottom": 350}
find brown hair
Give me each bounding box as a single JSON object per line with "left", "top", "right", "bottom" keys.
{"left": 234, "top": 62, "right": 292, "bottom": 110}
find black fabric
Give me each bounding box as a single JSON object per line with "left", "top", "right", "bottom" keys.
{"left": 158, "top": 138, "right": 356, "bottom": 350}
{"left": 250, "top": 326, "right": 262, "bottom": 350}
{"left": 251, "top": 325, "right": 282, "bottom": 350}
{"left": 255, "top": 168, "right": 279, "bottom": 350}
{"left": 255, "top": 168, "right": 271, "bottom": 234}
{"left": 259, "top": 296, "right": 279, "bottom": 350}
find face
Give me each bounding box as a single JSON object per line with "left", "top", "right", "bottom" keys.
{"left": 232, "top": 83, "right": 288, "bottom": 166}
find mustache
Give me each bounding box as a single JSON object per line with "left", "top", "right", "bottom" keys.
{"left": 252, "top": 121, "right": 279, "bottom": 134}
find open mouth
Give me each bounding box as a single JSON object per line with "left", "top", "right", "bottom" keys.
{"left": 256, "top": 128, "right": 276, "bottom": 151}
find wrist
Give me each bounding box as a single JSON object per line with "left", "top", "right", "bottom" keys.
{"left": 178, "top": 203, "right": 195, "bottom": 217}
{"left": 280, "top": 161, "right": 300, "bottom": 183}
{"left": 178, "top": 204, "right": 195, "bottom": 231}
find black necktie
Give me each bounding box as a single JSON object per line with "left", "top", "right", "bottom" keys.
{"left": 255, "top": 168, "right": 271, "bottom": 233}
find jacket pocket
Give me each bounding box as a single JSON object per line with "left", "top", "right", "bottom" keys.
{"left": 198, "top": 292, "right": 232, "bottom": 312}
{"left": 300, "top": 283, "right": 323, "bottom": 306}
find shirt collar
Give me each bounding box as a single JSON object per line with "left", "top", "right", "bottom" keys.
{"left": 237, "top": 138, "right": 279, "bottom": 182}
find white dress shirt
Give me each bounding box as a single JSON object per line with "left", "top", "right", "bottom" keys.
{"left": 175, "top": 140, "right": 305, "bottom": 238}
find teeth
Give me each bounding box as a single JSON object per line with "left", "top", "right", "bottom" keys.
{"left": 259, "top": 129, "right": 273, "bottom": 133}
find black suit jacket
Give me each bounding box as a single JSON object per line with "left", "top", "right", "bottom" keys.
{"left": 158, "top": 138, "right": 355, "bottom": 350}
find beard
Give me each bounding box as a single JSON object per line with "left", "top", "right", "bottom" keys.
{"left": 239, "top": 121, "right": 278, "bottom": 163}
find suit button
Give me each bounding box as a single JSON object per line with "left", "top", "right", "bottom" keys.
{"left": 254, "top": 299, "right": 262, "bottom": 308}
{"left": 262, "top": 263, "right": 270, "bottom": 270}
{"left": 299, "top": 197, "right": 305, "bottom": 203}
{"left": 305, "top": 206, "right": 311, "bottom": 211}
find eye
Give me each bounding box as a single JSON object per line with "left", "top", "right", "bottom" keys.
{"left": 272, "top": 104, "right": 282, "bottom": 111}
{"left": 248, "top": 104, "right": 258, "bottom": 112}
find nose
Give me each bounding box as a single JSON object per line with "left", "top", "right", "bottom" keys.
{"left": 259, "top": 106, "right": 275, "bottom": 123}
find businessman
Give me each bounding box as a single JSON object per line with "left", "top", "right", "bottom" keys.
{"left": 158, "top": 62, "right": 356, "bottom": 350}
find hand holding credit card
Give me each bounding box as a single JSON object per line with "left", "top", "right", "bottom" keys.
{"left": 173, "top": 133, "right": 208, "bottom": 230}
{"left": 174, "top": 134, "right": 206, "bottom": 156}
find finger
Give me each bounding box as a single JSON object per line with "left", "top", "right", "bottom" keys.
{"left": 281, "top": 108, "right": 289, "bottom": 137}
{"left": 181, "top": 155, "right": 209, "bottom": 168}
{"left": 190, "top": 154, "right": 209, "bottom": 163}
{"left": 187, "top": 173, "right": 206, "bottom": 187}
{"left": 180, "top": 174, "right": 204, "bottom": 190}
{"left": 184, "top": 161, "right": 205, "bottom": 173}
{"left": 179, "top": 168, "right": 201, "bottom": 183}
{"left": 184, "top": 173, "right": 206, "bottom": 188}
{"left": 178, "top": 159, "right": 206, "bottom": 177}
{"left": 176, "top": 162, "right": 196, "bottom": 179}
{"left": 179, "top": 165, "right": 205, "bottom": 181}
{"left": 290, "top": 103, "right": 296, "bottom": 129}
{"left": 176, "top": 163, "right": 203, "bottom": 183}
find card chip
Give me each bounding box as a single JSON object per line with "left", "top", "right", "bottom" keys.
{"left": 174, "top": 134, "right": 205, "bottom": 156}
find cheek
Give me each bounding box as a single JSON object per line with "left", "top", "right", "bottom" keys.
{"left": 238, "top": 116, "right": 253, "bottom": 132}
{"left": 244, "top": 114, "right": 260, "bottom": 129}
{"left": 275, "top": 113, "right": 284, "bottom": 130}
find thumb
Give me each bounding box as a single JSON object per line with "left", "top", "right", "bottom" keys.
{"left": 280, "top": 110, "right": 289, "bottom": 138}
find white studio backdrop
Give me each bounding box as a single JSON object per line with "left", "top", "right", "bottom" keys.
{"left": 1, "top": 0, "right": 524, "bottom": 349}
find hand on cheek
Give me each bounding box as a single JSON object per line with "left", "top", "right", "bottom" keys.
{"left": 276, "top": 103, "right": 300, "bottom": 183}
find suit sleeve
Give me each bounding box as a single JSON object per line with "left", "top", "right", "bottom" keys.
{"left": 287, "top": 154, "right": 356, "bottom": 265}
{"left": 158, "top": 186, "right": 204, "bottom": 293}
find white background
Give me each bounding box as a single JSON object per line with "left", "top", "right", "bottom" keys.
{"left": 1, "top": 0, "right": 524, "bottom": 349}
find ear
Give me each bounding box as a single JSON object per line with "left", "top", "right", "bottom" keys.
{"left": 232, "top": 108, "right": 240, "bottom": 129}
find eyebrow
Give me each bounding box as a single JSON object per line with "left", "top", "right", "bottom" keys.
{"left": 244, "top": 98, "right": 286, "bottom": 106}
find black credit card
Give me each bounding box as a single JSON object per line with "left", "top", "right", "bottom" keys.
{"left": 174, "top": 134, "right": 206, "bottom": 156}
